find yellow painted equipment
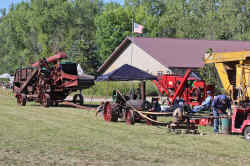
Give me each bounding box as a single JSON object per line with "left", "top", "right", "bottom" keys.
{"left": 204, "top": 50, "right": 250, "bottom": 103}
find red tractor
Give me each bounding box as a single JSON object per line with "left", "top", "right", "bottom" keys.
{"left": 13, "top": 52, "right": 94, "bottom": 107}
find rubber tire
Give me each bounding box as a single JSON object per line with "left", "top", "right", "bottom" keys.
{"left": 125, "top": 110, "right": 135, "bottom": 125}
{"left": 244, "top": 126, "right": 250, "bottom": 140}
{"left": 41, "top": 93, "right": 50, "bottom": 107}
{"left": 73, "top": 94, "right": 84, "bottom": 106}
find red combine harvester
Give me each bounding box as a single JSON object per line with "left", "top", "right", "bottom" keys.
{"left": 13, "top": 52, "right": 95, "bottom": 107}
{"left": 153, "top": 69, "right": 213, "bottom": 108}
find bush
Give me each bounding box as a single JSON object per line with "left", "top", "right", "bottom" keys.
{"left": 83, "top": 81, "right": 159, "bottom": 97}
{"left": 199, "top": 64, "right": 225, "bottom": 95}
{"left": 145, "top": 81, "right": 159, "bottom": 96}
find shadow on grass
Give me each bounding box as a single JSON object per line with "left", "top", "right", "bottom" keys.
{"left": 29, "top": 103, "right": 99, "bottom": 108}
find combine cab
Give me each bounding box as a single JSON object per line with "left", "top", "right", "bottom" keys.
{"left": 13, "top": 52, "right": 94, "bottom": 107}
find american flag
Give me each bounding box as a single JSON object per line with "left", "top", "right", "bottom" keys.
{"left": 133, "top": 23, "right": 144, "bottom": 34}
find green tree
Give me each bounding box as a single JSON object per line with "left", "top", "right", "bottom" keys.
{"left": 95, "top": 3, "right": 131, "bottom": 62}
{"left": 0, "top": 0, "right": 101, "bottom": 74}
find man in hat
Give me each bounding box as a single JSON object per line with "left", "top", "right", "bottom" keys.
{"left": 173, "top": 99, "right": 185, "bottom": 122}
{"left": 212, "top": 94, "right": 231, "bottom": 133}
{"left": 192, "top": 91, "right": 213, "bottom": 113}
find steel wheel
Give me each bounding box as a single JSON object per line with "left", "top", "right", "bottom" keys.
{"left": 41, "top": 93, "right": 50, "bottom": 107}
{"left": 104, "top": 102, "right": 112, "bottom": 122}
{"left": 125, "top": 110, "right": 135, "bottom": 125}
{"left": 17, "top": 95, "right": 22, "bottom": 105}
{"left": 17, "top": 94, "right": 26, "bottom": 106}
{"left": 244, "top": 126, "right": 250, "bottom": 140}
{"left": 103, "top": 102, "right": 118, "bottom": 122}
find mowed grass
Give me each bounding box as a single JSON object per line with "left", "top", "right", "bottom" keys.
{"left": 0, "top": 89, "right": 250, "bottom": 166}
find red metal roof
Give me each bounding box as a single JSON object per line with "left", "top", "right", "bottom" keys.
{"left": 98, "top": 37, "right": 250, "bottom": 73}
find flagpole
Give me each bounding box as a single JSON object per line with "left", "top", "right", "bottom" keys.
{"left": 131, "top": 18, "right": 134, "bottom": 91}
{"left": 131, "top": 18, "right": 133, "bottom": 65}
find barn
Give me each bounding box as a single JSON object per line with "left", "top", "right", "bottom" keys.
{"left": 97, "top": 37, "right": 250, "bottom": 76}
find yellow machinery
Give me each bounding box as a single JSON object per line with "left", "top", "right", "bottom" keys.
{"left": 204, "top": 51, "right": 250, "bottom": 140}
{"left": 204, "top": 50, "right": 250, "bottom": 103}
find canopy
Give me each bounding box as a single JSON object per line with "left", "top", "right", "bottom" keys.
{"left": 0, "top": 73, "right": 11, "bottom": 79}
{"left": 96, "top": 64, "right": 157, "bottom": 81}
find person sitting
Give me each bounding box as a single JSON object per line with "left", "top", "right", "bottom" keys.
{"left": 192, "top": 91, "right": 213, "bottom": 113}
{"left": 173, "top": 99, "right": 185, "bottom": 122}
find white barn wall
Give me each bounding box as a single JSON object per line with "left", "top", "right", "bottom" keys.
{"left": 104, "top": 43, "right": 171, "bottom": 75}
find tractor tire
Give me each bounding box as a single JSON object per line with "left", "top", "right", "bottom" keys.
{"left": 244, "top": 126, "right": 250, "bottom": 140}
{"left": 73, "top": 94, "right": 84, "bottom": 106}
{"left": 125, "top": 110, "right": 135, "bottom": 125}
{"left": 103, "top": 102, "right": 118, "bottom": 122}
{"left": 40, "top": 93, "right": 51, "bottom": 107}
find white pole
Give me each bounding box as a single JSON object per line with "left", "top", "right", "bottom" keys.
{"left": 131, "top": 18, "right": 134, "bottom": 65}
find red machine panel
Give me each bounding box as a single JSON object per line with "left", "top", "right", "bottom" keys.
{"left": 153, "top": 70, "right": 213, "bottom": 107}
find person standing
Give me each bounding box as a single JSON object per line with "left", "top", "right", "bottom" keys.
{"left": 212, "top": 94, "right": 231, "bottom": 133}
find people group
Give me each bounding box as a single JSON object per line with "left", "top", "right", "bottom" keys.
{"left": 190, "top": 91, "right": 232, "bottom": 133}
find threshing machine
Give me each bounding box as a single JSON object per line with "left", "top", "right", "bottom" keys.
{"left": 13, "top": 52, "right": 95, "bottom": 107}
{"left": 153, "top": 69, "right": 213, "bottom": 108}
{"left": 204, "top": 50, "right": 250, "bottom": 139}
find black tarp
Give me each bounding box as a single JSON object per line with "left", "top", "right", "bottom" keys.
{"left": 96, "top": 64, "right": 157, "bottom": 81}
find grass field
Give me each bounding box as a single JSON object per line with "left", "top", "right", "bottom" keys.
{"left": 0, "top": 89, "right": 250, "bottom": 166}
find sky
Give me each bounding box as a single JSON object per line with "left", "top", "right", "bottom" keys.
{"left": 0, "top": 0, "right": 24, "bottom": 10}
{"left": 0, "top": 0, "right": 123, "bottom": 10}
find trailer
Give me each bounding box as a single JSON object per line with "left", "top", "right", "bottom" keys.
{"left": 13, "top": 52, "right": 95, "bottom": 107}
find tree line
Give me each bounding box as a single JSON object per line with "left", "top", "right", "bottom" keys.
{"left": 1, "top": 0, "right": 250, "bottom": 75}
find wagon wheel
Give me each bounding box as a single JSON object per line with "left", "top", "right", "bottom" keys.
{"left": 17, "top": 95, "right": 22, "bottom": 105}
{"left": 103, "top": 102, "right": 118, "bottom": 122}
{"left": 146, "top": 115, "right": 157, "bottom": 125}
{"left": 17, "top": 94, "right": 26, "bottom": 106}
{"left": 40, "top": 93, "right": 51, "bottom": 107}
{"left": 73, "top": 94, "right": 84, "bottom": 105}
{"left": 125, "top": 110, "right": 135, "bottom": 125}
{"left": 244, "top": 126, "right": 250, "bottom": 140}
